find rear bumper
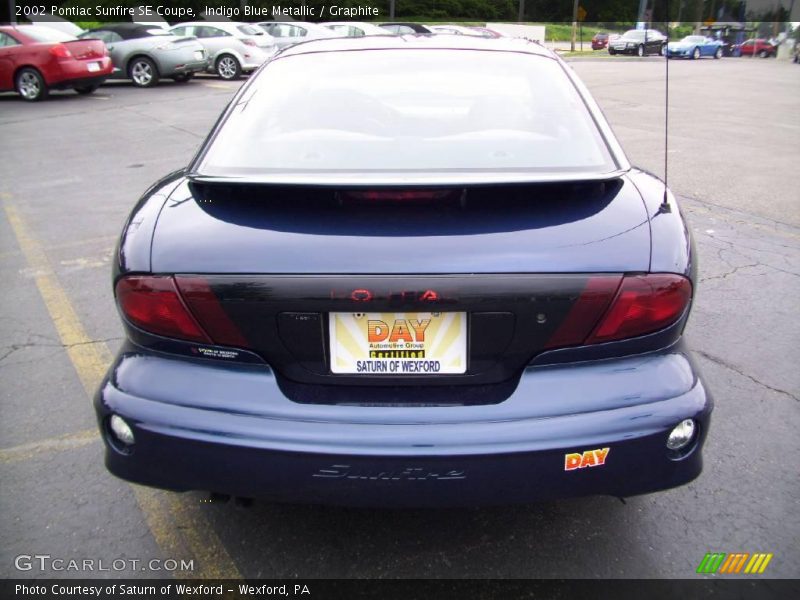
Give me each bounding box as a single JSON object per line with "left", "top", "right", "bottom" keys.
{"left": 50, "top": 74, "right": 109, "bottom": 90}
{"left": 95, "top": 344, "right": 712, "bottom": 507}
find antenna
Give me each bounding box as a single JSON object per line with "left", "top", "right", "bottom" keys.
{"left": 660, "top": 0, "right": 671, "bottom": 213}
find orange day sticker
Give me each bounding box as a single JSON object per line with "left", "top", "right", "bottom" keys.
{"left": 564, "top": 447, "right": 610, "bottom": 471}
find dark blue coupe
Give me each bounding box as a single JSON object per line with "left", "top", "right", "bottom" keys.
{"left": 95, "top": 36, "right": 712, "bottom": 507}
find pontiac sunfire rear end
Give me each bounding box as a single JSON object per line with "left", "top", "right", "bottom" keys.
{"left": 95, "top": 36, "right": 712, "bottom": 507}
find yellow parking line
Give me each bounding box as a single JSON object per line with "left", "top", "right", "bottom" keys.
{"left": 0, "top": 428, "right": 98, "bottom": 463}
{"left": 2, "top": 197, "right": 243, "bottom": 580}
{"left": 0, "top": 234, "right": 117, "bottom": 261}
{"left": 202, "top": 82, "right": 235, "bottom": 90}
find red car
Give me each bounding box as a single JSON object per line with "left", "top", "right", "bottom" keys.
{"left": 737, "top": 38, "right": 777, "bottom": 58}
{"left": 591, "top": 32, "right": 610, "bottom": 50}
{"left": 0, "top": 25, "right": 113, "bottom": 101}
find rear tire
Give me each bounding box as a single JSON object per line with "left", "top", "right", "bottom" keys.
{"left": 660, "top": 44, "right": 666, "bottom": 56}
{"left": 608, "top": 48, "right": 616, "bottom": 55}
{"left": 74, "top": 85, "right": 99, "bottom": 95}
{"left": 637, "top": 44, "right": 644, "bottom": 57}
{"left": 714, "top": 47, "right": 722, "bottom": 59}
{"left": 16, "top": 67, "right": 48, "bottom": 101}
{"left": 129, "top": 57, "right": 159, "bottom": 88}
{"left": 759, "top": 49, "right": 769, "bottom": 58}
{"left": 692, "top": 47, "right": 701, "bottom": 60}
{"left": 215, "top": 54, "right": 241, "bottom": 80}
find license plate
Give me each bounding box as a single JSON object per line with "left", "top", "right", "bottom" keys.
{"left": 329, "top": 312, "right": 467, "bottom": 375}
{"left": 87, "top": 62, "right": 100, "bottom": 72}
{"left": 194, "top": 50, "right": 204, "bottom": 61}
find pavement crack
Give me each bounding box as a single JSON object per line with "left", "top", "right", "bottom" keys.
{"left": 693, "top": 350, "right": 799, "bottom": 402}
{"left": 62, "top": 336, "right": 123, "bottom": 349}
{"left": 700, "top": 262, "right": 761, "bottom": 283}
{"left": 0, "top": 337, "right": 123, "bottom": 363}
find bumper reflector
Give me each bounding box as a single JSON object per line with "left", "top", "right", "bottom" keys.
{"left": 109, "top": 415, "right": 135, "bottom": 446}
{"left": 666, "top": 419, "right": 696, "bottom": 450}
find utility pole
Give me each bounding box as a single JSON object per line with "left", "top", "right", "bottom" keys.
{"left": 518, "top": 0, "right": 525, "bottom": 22}
{"left": 390, "top": 0, "right": 396, "bottom": 20}
{"left": 571, "top": 0, "right": 579, "bottom": 51}
{"left": 637, "top": 0, "right": 648, "bottom": 26}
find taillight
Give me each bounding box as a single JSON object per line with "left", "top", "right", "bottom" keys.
{"left": 174, "top": 277, "right": 249, "bottom": 347}
{"left": 586, "top": 274, "right": 692, "bottom": 344}
{"left": 544, "top": 276, "right": 621, "bottom": 349}
{"left": 116, "top": 276, "right": 210, "bottom": 343}
{"left": 544, "top": 274, "right": 691, "bottom": 350}
{"left": 242, "top": 38, "right": 257, "bottom": 47}
{"left": 49, "top": 44, "right": 72, "bottom": 59}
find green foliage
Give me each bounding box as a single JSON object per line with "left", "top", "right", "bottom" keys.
{"left": 668, "top": 24, "right": 695, "bottom": 39}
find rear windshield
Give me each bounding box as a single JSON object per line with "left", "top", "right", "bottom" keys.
{"left": 17, "top": 26, "right": 76, "bottom": 43}
{"left": 197, "top": 50, "right": 616, "bottom": 178}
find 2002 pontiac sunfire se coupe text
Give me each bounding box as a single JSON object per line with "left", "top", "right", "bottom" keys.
{"left": 96, "top": 35, "right": 712, "bottom": 507}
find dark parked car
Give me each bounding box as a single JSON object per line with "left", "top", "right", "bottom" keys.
{"left": 737, "top": 39, "right": 777, "bottom": 58}
{"left": 0, "top": 25, "right": 112, "bottom": 101}
{"left": 608, "top": 29, "right": 667, "bottom": 56}
{"left": 96, "top": 36, "right": 711, "bottom": 507}
{"left": 379, "top": 22, "right": 434, "bottom": 35}
{"left": 591, "top": 32, "right": 609, "bottom": 50}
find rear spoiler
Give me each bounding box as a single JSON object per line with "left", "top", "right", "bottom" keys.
{"left": 186, "top": 169, "right": 629, "bottom": 188}
{"left": 186, "top": 175, "right": 625, "bottom": 210}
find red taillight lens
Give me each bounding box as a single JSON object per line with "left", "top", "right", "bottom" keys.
{"left": 175, "top": 277, "right": 250, "bottom": 347}
{"left": 116, "top": 276, "right": 210, "bottom": 343}
{"left": 586, "top": 274, "right": 692, "bottom": 344}
{"left": 242, "top": 38, "right": 257, "bottom": 47}
{"left": 544, "top": 276, "right": 622, "bottom": 349}
{"left": 49, "top": 44, "right": 72, "bottom": 59}
{"left": 544, "top": 274, "right": 692, "bottom": 350}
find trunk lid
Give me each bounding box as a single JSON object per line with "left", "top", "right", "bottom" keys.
{"left": 151, "top": 176, "right": 650, "bottom": 274}
{"left": 63, "top": 39, "right": 106, "bottom": 60}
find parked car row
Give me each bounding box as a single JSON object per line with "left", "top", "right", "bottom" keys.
{"left": 596, "top": 29, "right": 780, "bottom": 61}
{"left": 1, "top": 20, "right": 511, "bottom": 100}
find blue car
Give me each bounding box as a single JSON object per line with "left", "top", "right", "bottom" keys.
{"left": 667, "top": 35, "right": 724, "bottom": 59}
{"left": 96, "top": 36, "right": 712, "bottom": 507}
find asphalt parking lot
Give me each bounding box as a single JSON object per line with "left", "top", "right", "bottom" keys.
{"left": 1, "top": 57, "right": 798, "bottom": 579}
